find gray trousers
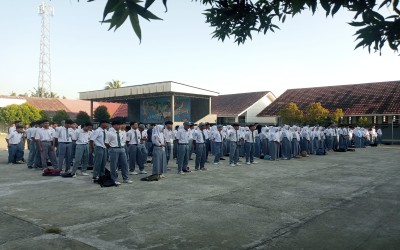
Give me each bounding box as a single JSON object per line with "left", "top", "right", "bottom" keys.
{"left": 177, "top": 144, "right": 190, "bottom": 172}
{"left": 58, "top": 142, "right": 72, "bottom": 171}
{"left": 152, "top": 147, "right": 167, "bottom": 175}
{"left": 40, "top": 141, "right": 58, "bottom": 168}
{"left": 93, "top": 146, "right": 107, "bottom": 178}
{"left": 244, "top": 142, "right": 255, "bottom": 163}
{"left": 229, "top": 142, "right": 239, "bottom": 164}
{"left": 72, "top": 144, "right": 89, "bottom": 174}
{"left": 128, "top": 144, "right": 139, "bottom": 172}
{"left": 195, "top": 143, "right": 206, "bottom": 169}
{"left": 281, "top": 137, "right": 292, "bottom": 159}
{"left": 165, "top": 142, "right": 171, "bottom": 164}
{"left": 214, "top": 142, "right": 222, "bottom": 163}
{"left": 109, "top": 148, "right": 129, "bottom": 182}
{"left": 27, "top": 140, "right": 37, "bottom": 167}
{"left": 137, "top": 144, "right": 147, "bottom": 170}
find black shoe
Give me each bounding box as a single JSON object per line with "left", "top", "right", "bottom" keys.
{"left": 220, "top": 158, "right": 226, "bottom": 160}
{"left": 28, "top": 166, "right": 33, "bottom": 169}
{"left": 183, "top": 169, "right": 191, "bottom": 173}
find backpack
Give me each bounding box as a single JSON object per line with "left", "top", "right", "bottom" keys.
{"left": 316, "top": 148, "right": 326, "bottom": 155}
{"left": 141, "top": 174, "right": 161, "bottom": 182}
{"left": 95, "top": 168, "right": 117, "bottom": 187}
{"left": 42, "top": 168, "right": 61, "bottom": 176}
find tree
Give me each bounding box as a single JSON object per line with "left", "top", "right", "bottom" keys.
{"left": 0, "top": 103, "right": 41, "bottom": 126}
{"left": 89, "top": 0, "right": 400, "bottom": 54}
{"left": 330, "top": 108, "right": 344, "bottom": 124}
{"left": 39, "top": 110, "right": 51, "bottom": 121}
{"left": 10, "top": 91, "right": 16, "bottom": 96}
{"left": 279, "top": 102, "right": 303, "bottom": 125}
{"left": 31, "top": 87, "right": 59, "bottom": 98}
{"left": 356, "top": 116, "right": 372, "bottom": 127}
{"left": 76, "top": 111, "right": 91, "bottom": 125}
{"left": 94, "top": 105, "right": 111, "bottom": 121}
{"left": 104, "top": 79, "right": 125, "bottom": 90}
{"left": 304, "top": 102, "right": 330, "bottom": 125}
{"left": 52, "top": 110, "right": 70, "bottom": 124}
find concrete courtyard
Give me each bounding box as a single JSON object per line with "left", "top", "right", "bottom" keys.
{"left": 0, "top": 146, "right": 399, "bottom": 250}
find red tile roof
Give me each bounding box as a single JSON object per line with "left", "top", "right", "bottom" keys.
{"left": 112, "top": 104, "right": 128, "bottom": 118}
{"left": 212, "top": 91, "right": 271, "bottom": 117}
{"left": 26, "top": 97, "right": 70, "bottom": 117}
{"left": 257, "top": 81, "right": 400, "bottom": 117}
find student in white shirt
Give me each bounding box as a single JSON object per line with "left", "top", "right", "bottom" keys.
{"left": 151, "top": 125, "right": 167, "bottom": 177}
{"left": 90, "top": 120, "right": 109, "bottom": 180}
{"left": 71, "top": 122, "right": 93, "bottom": 177}
{"left": 6, "top": 125, "right": 24, "bottom": 164}
{"left": 164, "top": 121, "right": 174, "bottom": 165}
{"left": 35, "top": 120, "right": 58, "bottom": 169}
{"left": 244, "top": 124, "right": 258, "bottom": 164}
{"left": 228, "top": 123, "right": 241, "bottom": 167}
{"left": 176, "top": 122, "right": 192, "bottom": 174}
{"left": 105, "top": 120, "right": 132, "bottom": 185}
{"left": 26, "top": 121, "right": 38, "bottom": 169}
{"left": 193, "top": 122, "right": 208, "bottom": 171}
{"left": 126, "top": 121, "right": 147, "bottom": 175}
{"left": 54, "top": 119, "right": 74, "bottom": 172}
{"left": 212, "top": 125, "right": 224, "bottom": 165}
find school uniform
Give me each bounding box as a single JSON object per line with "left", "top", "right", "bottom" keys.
{"left": 212, "top": 129, "right": 223, "bottom": 164}
{"left": 291, "top": 128, "right": 300, "bottom": 157}
{"left": 54, "top": 126, "right": 73, "bottom": 171}
{"left": 35, "top": 127, "right": 58, "bottom": 168}
{"left": 90, "top": 127, "right": 107, "bottom": 178}
{"left": 26, "top": 127, "right": 37, "bottom": 168}
{"left": 70, "top": 128, "right": 78, "bottom": 163}
{"left": 377, "top": 129, "right": 382, "bottom": 144}
{"left": 71, "top": 129, "right": 91, "bottom": 175}
{"left": 106, "top": 127, "right": 130, "bottom": 183}
{"left": 146, "top": 127, "right": 154, "bottom": 156}
{"left": 228, "top": 129, "right": 241, "bottom": 165}
{"left": 152, "top": 125, "right": 167, "bottom": 175}
{"left": 280, "top": 127, "right": 292, "bottom": 160}
{"left": 127, "top": 128, "right": 141, "bottom": 173}
{"left": 164, "top": 128, "right": 173, "bottom": 164}
{"left": 6, "top": 130, "right": 22, "bottom": 164}
{"left": 244, "top": 130, "right": 257, "bottom": 164}
{"left": 137, "top": 129, "right": 149, "bottom": 170}
{"left": 177, "top": 128, "right": 191, "bottom": 173}
{"left": 193, "top": 129, "right": 207, "bottom": 170}
{"left": 173, "top": 130, "right": 178, "bottom": 159}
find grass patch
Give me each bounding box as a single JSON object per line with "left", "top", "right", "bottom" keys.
{"left": 45, "top": 227, "right": 62, "bottom": 234}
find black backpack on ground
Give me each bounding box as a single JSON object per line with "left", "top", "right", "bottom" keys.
{"left": 95, "top": 168, "right": 117, "bottom": 187}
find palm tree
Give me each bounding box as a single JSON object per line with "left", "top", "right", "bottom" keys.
{"left": 104, "top": 79, "right": 125, "bottom": 90}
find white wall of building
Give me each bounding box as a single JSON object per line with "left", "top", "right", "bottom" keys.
{"left": 245, "top": 95, "right": 277, "bottom": 124}
{"left": 0, "top": 98, "right": 26, "bottom": 108}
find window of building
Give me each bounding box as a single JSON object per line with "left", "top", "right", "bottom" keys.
{"left": 383, "top": 116, "right": 387, "bottom": 123}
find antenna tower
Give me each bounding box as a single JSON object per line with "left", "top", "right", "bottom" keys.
{"left": 37, "top": 0, "right": 54, "bottom": 97}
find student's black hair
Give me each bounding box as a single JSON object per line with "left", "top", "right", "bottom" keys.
{"left": 130, "top": 121, "right": 138, "bottom": 126}
{"left": 84, "top": 122, "right": 93, "bottom": 127}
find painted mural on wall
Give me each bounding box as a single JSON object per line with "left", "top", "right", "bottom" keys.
{"left": 174, "top": 96, "right": 191, "bottom": 122}
{"left": 140, "top": 97, "right": 172, "bottom": 123}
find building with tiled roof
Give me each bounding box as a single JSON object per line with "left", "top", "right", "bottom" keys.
{"left": 257, "top": 81, "right": 400, "bottom": 134}
{"left": 212, "top": 91, "right": 277, "bottom": 125}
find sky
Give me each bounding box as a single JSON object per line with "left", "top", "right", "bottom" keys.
{"left": 0, "top": 1, "right": 398, "bottom": 99}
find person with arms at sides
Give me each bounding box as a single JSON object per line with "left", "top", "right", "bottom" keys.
{"left": 127, "top": 121, "right": 147, "bottom": 175}
{"left": 71, "top": 122, "right": 93, "bottom": 177}
{"left": 189, "top": 123, "right": 195, "bottom": 160}
{"left": 377, "top": 127, "right": 383, "bottom": 145}
{"left": 193, "top": 122, "right": 208, "bottom": 171}
{"left": 105, "top": 120, "right": 132, "bottom": 185}
{"left": 6, "top": 125, "right": 24, "bottom": 164}
{"left": 228, "top": 123, "right": 241, "bottom": 167}
{"left": 176, "top": 122, "right": 192, "bottom": 174}
{"left": 146, "top": 123, "right": 155, "bottom": 157}
{"left": 211, "top": 125, "right": 224, "bottom": 165}
{"left": 90, "top": 120, "right": 109, "bottom": 181}
{"left": 173, "top": 125, "right": 179, "bottom": 160}
{"left": 152, "top": 125, "right": 167, "bottom": 177}
{"left": 54, "top": 119, "right": 74, "bottom": 172}
{"left": 164, "top": 121, "right": 174, "bottom": 166}
{"left": 244, "top": 124, "right": 258, "bottom": 165}
{"left": 35, "top": 120, "right": 58, "bottom": 169}
{"left": 26, "top": 121, "right": 38, "bottom": 169}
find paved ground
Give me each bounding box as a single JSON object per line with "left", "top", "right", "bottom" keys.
{"left": 0, "top": 146, "right": 399, "bottom": 250}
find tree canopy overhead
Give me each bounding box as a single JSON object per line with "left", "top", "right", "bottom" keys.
{"left": 84, "top": 0, "right": 399, "bottom": 54}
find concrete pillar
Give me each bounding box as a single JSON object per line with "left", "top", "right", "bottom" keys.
{"left": 90, "top": 100, "right": 94, "bottom": 121}
{"left": 171, "top": 95, "right": 175, "bottom": 124}
{"left": 209, "top": 97, "right": 212, "bottom": 114}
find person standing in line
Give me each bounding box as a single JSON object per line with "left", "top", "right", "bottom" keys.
{"left": 173, "top": 125, "right": 179, "bottom": 160}
{"left": 71, "top": 122, "right": 93, "bottom": 177}
{"left": 6, "top": 125, "right": 24, "bottom": 164}
{"left": 204, "top": 123, "right": 211, "bottom": 162}
{"left": 105, "top": 120, "right": 132, "bottom": 185}
{"left": 70, "top": 121, "right": 78, "bottom": 166}
{"left": 212, "top": 125, "right": 224, "bottom": 165}
{"left": 35, "top": 120, "right": 58, "bottom": 169}
{"left": 189, "top": 123, "right": 195, "bottom": 160}
{"left": 176, "top": 122, "right": 192, "bottom": 174}
{"left": 193, "top": 122, "right": 208, "bottom": 171}
{"left": 146, "top": 123, "right": 155, "bottom": 157}
{"left": 127, "top": 121, "right": 144, "bottom": 175}
{"left": 228, "top": 123, "right": 241, "bottom": 167}
{"left": 377, "top": 127, "right": 383, "bottom": 145}
{"left": 151, "top": 125, "right": 167, "bottom": 177}
{"left": 244, "top": 124, "right": 258, "bottom": 165}
{"left": 54, "top": 119, "right": 74, "bottom": 172}
{"left": 26, "top": 121, "right": 38, "bottom": 169}
{"left": 33, "top": 120, "right": 44, "bottom": 169}
{"left": 90, "top": 120, "right": 109, "bottom": 181}
{"left": 164, "top": 121, "right": 174, "bottom": 166}
{"left": 280, "top": 125, "right": 292, "bottom": 160}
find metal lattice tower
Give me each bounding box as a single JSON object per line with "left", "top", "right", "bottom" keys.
{"left": 37, "top": 0, "right": 54, "bottom": 97}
